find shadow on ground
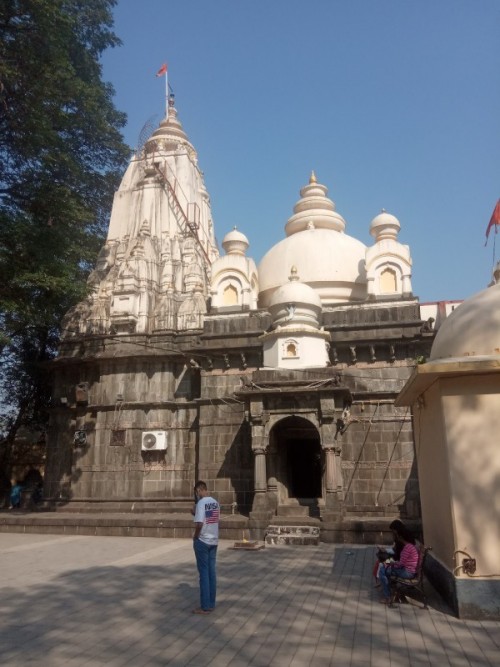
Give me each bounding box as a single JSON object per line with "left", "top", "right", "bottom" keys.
{"left": 0, "top": 544, "right": 496, "bottom": 666}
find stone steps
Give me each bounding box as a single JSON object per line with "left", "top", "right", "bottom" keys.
{"left": 265, "top": 524, "right": 320, "bottom": 546}
{"left": 276, "top": 500, "right": 322, "bottom": 519}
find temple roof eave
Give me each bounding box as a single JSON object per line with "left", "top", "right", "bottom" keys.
{"left": 395, "top": 356, "right": 500, "bottom": 406}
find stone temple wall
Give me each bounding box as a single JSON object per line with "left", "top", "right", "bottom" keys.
{"left": 197, "top": 370, "right": 254, "bottom": 513}
{"left": 45, "top": 300, "right": 432, "bottom": 524}
{"left": 45, "top": 342, "right": 201, "bottom": 509}
{"left": 340, "top": 367, "right": 419, "bottom": 518}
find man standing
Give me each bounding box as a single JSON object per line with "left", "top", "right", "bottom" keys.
{"left": 192, "top": 480, "right": 220, "bottom": 614}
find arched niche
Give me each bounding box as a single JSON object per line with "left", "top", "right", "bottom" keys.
{"left": 267, "top": 416, "right": 323, "bottom": 511}
{"left": 380, "top": 266, "right": 398, "bottom": 293}
{"left": 223, "top": 283, "right": 239, "bottom": 305}
{"left": 283, "top": 339, "right": 299, "bottom": 358}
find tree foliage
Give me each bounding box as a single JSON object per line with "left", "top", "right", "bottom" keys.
{"left": 0, "top": 0, "right": 129, "bottom": 464}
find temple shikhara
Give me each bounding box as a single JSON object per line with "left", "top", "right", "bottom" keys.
{"left": 48, "top": 93, "right": 425, "bottom": 522}
{"left": 45, "top": 94, "right": 500, "bottom": 619}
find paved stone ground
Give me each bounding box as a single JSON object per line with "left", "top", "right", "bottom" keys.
{"left": 0, "top": 534, "right": 499, "bottom": 666}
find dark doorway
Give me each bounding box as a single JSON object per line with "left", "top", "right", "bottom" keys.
{"left": 288, "top": 438, "right": 322, "bottom": 497}
{"left": 270, "top": 416, "right": 323, "bottom": 500}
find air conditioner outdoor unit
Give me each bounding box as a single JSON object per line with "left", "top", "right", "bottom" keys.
{"left": 141, "top": 431, "right": 167, "bottom": 451}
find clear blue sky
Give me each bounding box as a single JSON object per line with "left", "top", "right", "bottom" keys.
{"left": 101, "top": 0, "right": 499, "bottom": 303}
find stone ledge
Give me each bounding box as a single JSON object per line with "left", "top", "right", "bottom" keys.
{"left": 0, "top": 510, "right": 249, "bottom": 540}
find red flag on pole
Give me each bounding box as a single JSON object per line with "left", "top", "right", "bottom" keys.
{"left": 485, "top": 199, "right": 500, "bottom": 245}
{"left": 156, "top": 63, "right": 167, "bottom": 77}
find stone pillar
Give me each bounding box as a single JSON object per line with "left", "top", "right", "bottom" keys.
{"left": 241, "top": 287, "right": 250, "bottom": 308}
{"left": 254, "top": 447, "right": 267, "bottom": 493}
{"left": 322, "top": 444, "right": 343, "bottom": 521}
{"left": 250, "top": 422, "right": 269, "bottom": 514}
{"left": 267, "top": 443, "right": 278, "bottom": 514}
{"left": 325, "top": 446, "right": 336, "bottom": 493}
{"left": 249, "top": 414, "right": 273, "bottom": 537}
{"left": 334, "top": 446, "right": 343, "bottom": 496}
{"left": 366, "top": 275, "right": 375, "bottom": 298}
{"left": 402, "top": 272, "right": 412, "bottom": 297}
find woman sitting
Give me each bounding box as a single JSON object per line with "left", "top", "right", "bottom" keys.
{"left": 379, "top": 525, "right": 419, "bottom": 604}
{"left": 373, "top": 519, "right": 409, "bottom": 586}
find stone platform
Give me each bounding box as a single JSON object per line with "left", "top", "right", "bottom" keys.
{"left": 0, "top": 508, "right": 419, "bottom": 545}
{"left": 0, "top": 509, "right": 249, "bottom": 540}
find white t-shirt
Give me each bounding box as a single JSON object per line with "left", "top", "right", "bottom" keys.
{"left": 194, "top": 496, "right": 220, "bottom": 546}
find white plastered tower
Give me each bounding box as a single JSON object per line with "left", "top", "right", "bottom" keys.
{"left": 209, "top": 227, "right": 259, "bottom": 311}
{"left": 365, "top": 210, "right": 412, "bottom": 299}
{"left": 62, "top": 96, "right": 219, "bottom": 337}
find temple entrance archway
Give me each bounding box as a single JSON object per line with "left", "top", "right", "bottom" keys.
{"left": 268, "top": 416, "right": 323, "bottom": 508}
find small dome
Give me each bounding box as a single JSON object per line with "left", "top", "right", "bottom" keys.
{"left": 268, "top": 267, "right": 322, "bottom": 329}
{"left": 370, "top": 210, "right": 401, "bottom": 242}
{"left": 430, "top": 282, "right": 500, "bottom": 360}
{"left": 221, "top": 227, "right": 249, "bottom": 256}
{"left": 285, "top": 173, "right": 346, "bottom": 236}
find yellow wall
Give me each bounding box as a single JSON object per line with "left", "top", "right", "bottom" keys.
{"left": 414, "top": 381, "right": 456, "bottom": 570}
{"left": 441, "top": 375, "right": 500, "bottom": 575}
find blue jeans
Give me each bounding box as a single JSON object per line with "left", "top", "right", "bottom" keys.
{"left": 193, "top": 538, "right": 217, "bottom": 610}
{"left": 380, "top": 565, "right": 414, "bottom": 600}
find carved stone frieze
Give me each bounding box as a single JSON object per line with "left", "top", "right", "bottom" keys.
{"left": 319, "top": 396, "right": 335, "bottom": 423}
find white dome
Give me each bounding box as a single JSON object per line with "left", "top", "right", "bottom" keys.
{"left": 222, "top": 227, "right": 249, "bottom": 255}
{"left": 259, "top": 175, "right": 367, "bottom": 307}
{"left": 268, "top": 267, "right": 322, "bottom": 329}
{"left": 270, "top": 267, "right": 322, "bottom": 308}
{"left": 430, "top": 282, "right": 500, "bottom": 360}
{"left": 258, "top": 227, "right": 367, "bottom": 307}
{"left": 370, "top": 210, "right": 401, "bottom": 242}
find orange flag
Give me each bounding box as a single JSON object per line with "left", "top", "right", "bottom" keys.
{"left": 156, "top": 63, "right": 167, "bottom": 77}
{"left": 485, "top": 199, "right": 500, "bottom": 245}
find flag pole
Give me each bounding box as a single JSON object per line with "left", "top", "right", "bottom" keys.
{"left": 165, "top": 67, "right": 169, "bottom": 120}
{"left": 155, "top": 63, "right": 168, "bottom": 118}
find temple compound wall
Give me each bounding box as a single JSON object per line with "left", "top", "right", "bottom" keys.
{"left": 46, "top": 301, "right": 432, "bottom": 541}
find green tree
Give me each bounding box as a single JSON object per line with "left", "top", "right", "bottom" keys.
{"left": 0, "top": 0, "right": 129, "bottom": 472}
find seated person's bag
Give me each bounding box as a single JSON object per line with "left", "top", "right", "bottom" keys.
{"left": 376, "top": 547, "right": 394, "bottom": 562}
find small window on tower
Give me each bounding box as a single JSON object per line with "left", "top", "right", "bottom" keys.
{"left": 223, "top": 284, "right": 238, "bottom": 306}
{"left": 380, "top": 267, "right": 397, "bottom": 293}
{"left": 283, "top": 340, "right": 299, "bottom": 358}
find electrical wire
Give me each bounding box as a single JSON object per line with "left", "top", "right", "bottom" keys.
{"left": 374, "top": 406, "right": 410, "bottom": 507}
{"left": 453, "top": 549, "right": 500, "bottom": 578}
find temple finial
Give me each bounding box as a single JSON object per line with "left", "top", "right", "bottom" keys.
{"left": 309, "top": 170, "right": 317, "bottom": 184}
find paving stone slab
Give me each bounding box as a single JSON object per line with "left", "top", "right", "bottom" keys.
{"left": 0, "top": 536, "right": 498, "bottom": 666}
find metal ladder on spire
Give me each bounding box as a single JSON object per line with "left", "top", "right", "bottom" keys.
{"left": 152, "top": 162, "right": 212, "bottom": 280}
